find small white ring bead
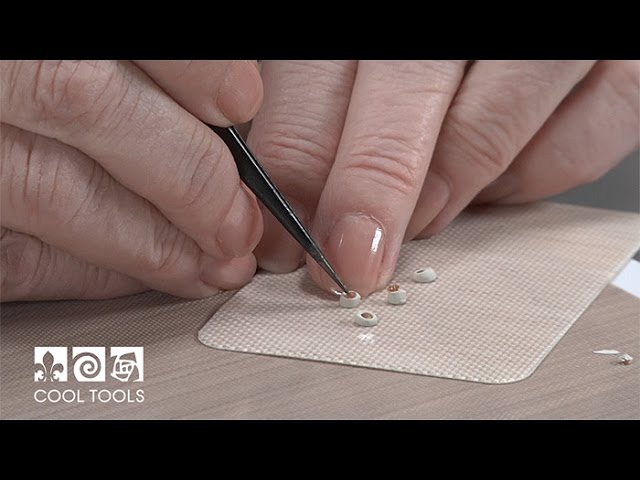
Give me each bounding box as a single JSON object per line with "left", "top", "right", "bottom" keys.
{"left": 354, "top": 310, "right": 378, "bottom": 327}
{"left": 387, "top": 288, "right": 407, "bottom": 305}
{"left": 412, "top": 267, "right": 437, "bottom": 283}
{"left": 617, "top": 353, "right": 633, "bottom": 365}
{"left": 339, "top": 290, "right": 361, "bottom": 308}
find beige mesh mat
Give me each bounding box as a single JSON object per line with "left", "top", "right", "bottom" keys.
{"left": 199, "top": 203, "right": 640, "bottom": 384}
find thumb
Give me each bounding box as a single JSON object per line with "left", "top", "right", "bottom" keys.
{"left": 135, "top": 60, "right": 263, "bottom": 125}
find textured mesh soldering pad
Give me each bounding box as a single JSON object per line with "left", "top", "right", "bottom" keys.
{"left": 199, "top": 203, "right": 640, "bottom": 384}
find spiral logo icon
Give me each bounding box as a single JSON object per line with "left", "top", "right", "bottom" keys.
{"left": 72, "top": 347, "right": 106, "bottom": 382}
{"left": 75, "top": 353, "right": 100, "bottom": 379}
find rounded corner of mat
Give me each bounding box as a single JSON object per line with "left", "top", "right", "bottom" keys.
{"left": 489, "top": 368, "right": 538, "bottom": 385}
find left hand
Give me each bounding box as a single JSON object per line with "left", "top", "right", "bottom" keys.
{"left": 246, "top": 60, "right": 639, "bottom": 296}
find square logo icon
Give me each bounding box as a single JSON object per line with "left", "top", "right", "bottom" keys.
{"left": 72, "top": 347, "right": 106, "bottom": 382}
{"left": 110, "top": 347, "right": 144, "bottom": 382}
{"left": 34, "top": 347, "right": 68, "bottom": 382}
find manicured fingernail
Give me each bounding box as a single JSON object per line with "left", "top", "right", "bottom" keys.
{"left": 200, "top": 254, "right": 257, "bottom": 290}
{"left": 216, "top": 185, "right": 262, "bottom": 258}
{"left": 310, "top": 215, "right": 385, "bottom": 296}
{"left": 217, "top": 61, "right": 263, "bottom": 124}
{"left": 255, "top": 199, "right": 308, "bottom": 273}
{"left": 475, "top": 173, "right": 518, "bottom": 204}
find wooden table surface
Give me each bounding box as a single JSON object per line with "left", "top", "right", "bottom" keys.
{"left": 1, "top": 284, "right": 638, "bottom": 419}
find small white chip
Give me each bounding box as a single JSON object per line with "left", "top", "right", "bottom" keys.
{"left": 354, "top": 310, "right": 378, "bottom": 327}
{"left": 617, "top": 353, "right": 633, "bottom": 365}
{"left": 339, "top": 290, "right": 361, "bottom": 308}
{"left": 386, "top": 284, "right": 407, "bottom": 305}
{"left": 412, "top": 267, "right": 437, "bottom": 283}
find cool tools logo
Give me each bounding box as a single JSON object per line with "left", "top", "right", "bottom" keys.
{"left": 34, "top": 347, "right": 144, "bottom": 404}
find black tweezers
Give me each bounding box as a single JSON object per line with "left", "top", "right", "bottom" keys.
{"left": 209, "top": 125, "right": 349, "bottom": 294}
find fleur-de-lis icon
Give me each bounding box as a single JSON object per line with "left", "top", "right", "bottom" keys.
{"left": 34, "top": 351, "right": 65, "bottom": 382}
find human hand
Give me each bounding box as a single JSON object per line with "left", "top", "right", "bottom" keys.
{"left": 247, "top": 60, "right": 639, "bottom": 296}
{"left": 1, "top": 60, "right": 264, "bottom": 301}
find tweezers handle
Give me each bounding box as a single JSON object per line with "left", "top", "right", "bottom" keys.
{"left": 209, "top": 125, "right": 306, "bottom": 243}
{"left": 208, "top": 125, "right": 348, "bottom": 293}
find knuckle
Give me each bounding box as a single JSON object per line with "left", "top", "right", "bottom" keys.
{"left": 77, "top": 264, "right": 116, "bottom": 298}
{"left": 283, "top": 60, "right": 354, "bottom": 83}
{"left": 254, "top": 124, "right": 334, "bottom": 192}
{"left": 139, "top": 217, "right": 190, "bottom": 277}
{"left": 1, "top": 129, "right": 47, "bottom": 225}
{"left": 170, "top": 126, "right": 233, "bottom": 216}
{"left": 31, "top": 60, "right": 117, "bottom": 126}
{"left": 2, "top": 128, "right": 105, "bottom": 228}
{"left": 57, "top": 160, "right": 110, "bottom": 227}
{"left": 344, "top": 132, "right": 425, "bottom": 197}
{"left": 548, "top": 139, "right": 602, "bottom": 186}
{"left": 447, "top": 103, "right": 519, "bottom": 177}
{"left": 0, "top": 229, "right": 49, "bottom": 301}
{"left": 266, "top": 60, "right": 355, "bottom": 98}
{"left": 495, "top": 61, "right": 573, "bottom": 92}
{"left": 1, "top": 61, "right": 22, "bottom": 107}
{"left": 410, "top": 61, "right": 464, "bottom": 88}
{"left": 371, "top": 60, "right": 463, "bottom": 90}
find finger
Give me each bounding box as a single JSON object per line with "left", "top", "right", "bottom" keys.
{"left": 0, "top": 60, "right": 262, "bottom": 261}
{"left": 0, "top": 124, "right": 255, "bottom": 297}
{"left": 405, "top": 60, "right": 596, "bottom": 240}
{"left": 475, "top": 60, "right": 639, "bottom": 204}
{"left": 246, "top": 60, "right": 357, "bottom": 272}
{"left": 134, "top": 60, "right": 263, "bottom": 125}
{"left": 1, "top": 228, "right": 146, "bottom": 302}
{"left": 307, "top": 61, "right": 465, "bottom": 295}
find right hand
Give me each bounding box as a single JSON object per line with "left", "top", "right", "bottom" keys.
{"left": 1, "top": 60, "right": 264, "bottom": 302}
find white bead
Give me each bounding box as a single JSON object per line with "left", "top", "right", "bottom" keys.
{"left": 339, "top": 290, "right": 361, "bottom": 308}
{"left": 617, "top": 353, "right": 633, "bottom": 365}
{"left": 354, "top": 310, "right": 378, "bottom": 327}
{"left": 387, "top": 287, "right": 407, "bottom": 305}
{"left": 412, "top": 267, "right": 437, "bottom": 283}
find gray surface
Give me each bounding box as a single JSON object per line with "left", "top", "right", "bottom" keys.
{"left": 552, "top": 150, "right": 639, "bottom": 259}
{"left": 553, "top": 151, "right": 639, "bottom": 213}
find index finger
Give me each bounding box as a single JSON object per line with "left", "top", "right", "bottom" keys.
{"left": 307, "top": 60, "right": 465, "bottom": 295}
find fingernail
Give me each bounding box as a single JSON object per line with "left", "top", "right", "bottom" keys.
{"left": 217, "top": 61, "right": 263, "bottom": 124}
{"left": 475, "top": 173, "right": 518, "bottom": 204}
{"left": 255, "top": 199, "right": 308, "bottom": 273}
{"left": 200, "top": 254, "right": 257, "bottom": 290}
{"left": 310, "top": 215, "right": 385, "bottom": 296}
{"left": 216, "top": 185, "right": 262, "bottom": 258}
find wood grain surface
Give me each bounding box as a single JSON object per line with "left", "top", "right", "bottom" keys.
{"left": 1, "top": 285, "right": 638, "bottom": 419}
